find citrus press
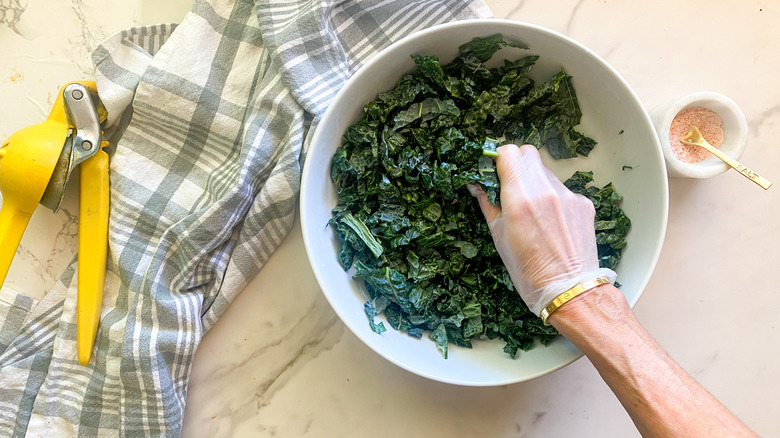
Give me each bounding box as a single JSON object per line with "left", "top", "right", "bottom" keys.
{"left": 0, "top": 81, "right": 109, "bottom": 365}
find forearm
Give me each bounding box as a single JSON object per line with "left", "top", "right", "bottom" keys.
{"left": 549, "top": 285, "right": 756, "bottom": 438}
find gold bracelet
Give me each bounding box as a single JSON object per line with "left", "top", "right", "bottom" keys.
{"left": 539, "top": 276, "right": 610, "bottom": 325}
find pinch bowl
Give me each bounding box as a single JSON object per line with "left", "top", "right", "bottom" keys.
{"left": 651, "top": 91, "right": 748, "bottom": 179}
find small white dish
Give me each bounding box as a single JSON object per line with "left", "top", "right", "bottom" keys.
{"left": 652, "top": 91, "right": 748, "bottom": 179}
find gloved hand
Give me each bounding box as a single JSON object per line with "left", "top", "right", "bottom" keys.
{"left": 470, "top": 144, "right": 615, "bottom": 317}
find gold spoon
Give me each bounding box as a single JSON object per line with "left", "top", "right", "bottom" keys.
{"left": 681, "top": 126, "right": 772, "bottom": 190}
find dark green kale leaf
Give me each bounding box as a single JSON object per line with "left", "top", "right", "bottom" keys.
{"left": 456, "top": 33, "right": 529, "bottom": 63}
{"left": 364, "top": 297, "right": 388, "bottom": 334}
{"left": 392, "top": 97, "right": 461, "bottom": 131}
{"left": 329, "top": 34, "right": 629, "bottom": 359}
{"left": 564, "top": 171, "right": 632, "bottom": 270}
{"left": 340, "top": 212, "right": 384, "bottom": 258}
{"left": 496, "top": 69, "right": 596, "bottom": 159}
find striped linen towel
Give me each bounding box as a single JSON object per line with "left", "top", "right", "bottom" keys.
{"left": 0, "top": 0, "right": 491, "bottom": 436}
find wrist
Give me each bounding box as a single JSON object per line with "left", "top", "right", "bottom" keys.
{"left": 527, "top": 268, "right": 617, "bottom": 317}
{"left": 539, "top": 276, "right": 612, "bottom": 325}
{"left": 547, "top": 283, "right": 633, "bottom": 336}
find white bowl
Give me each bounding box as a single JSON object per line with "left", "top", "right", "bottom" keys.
{"left": 300, "top": 19, "right": 669, "bottom": 386}
{"left": 651, "top": 91, "right": 748, "bottom": 178}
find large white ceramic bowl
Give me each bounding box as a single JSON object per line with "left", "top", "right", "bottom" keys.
{"left": 301, "top": 19, "right": 668, "bottom": 386}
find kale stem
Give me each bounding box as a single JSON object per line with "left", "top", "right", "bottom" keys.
{"left": 385, "top": 267, "right": 402, "bottom": 303}
{"left": 482, "top": 149, "right": 499, "bottom": 158}
{"left": 341, "top": 213, "right": 383, "bottom": 258}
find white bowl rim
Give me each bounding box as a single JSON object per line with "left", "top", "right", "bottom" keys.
{"left": 300, "top": 18, "right": 669, "bottom": 386}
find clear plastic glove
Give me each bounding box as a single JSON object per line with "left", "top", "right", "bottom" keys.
{"left": 470, "top": 144, "right": 615, "bottom": 317}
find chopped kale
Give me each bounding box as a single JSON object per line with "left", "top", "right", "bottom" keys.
{"left": 329, "top": 35, "right": 630, "bottom": 358}
{"left": 564, "top": 171, "right": 631, "bottom": 270}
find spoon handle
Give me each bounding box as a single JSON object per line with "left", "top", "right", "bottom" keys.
{"left": 682, "top": 140, "right": 773, "bottom": 190}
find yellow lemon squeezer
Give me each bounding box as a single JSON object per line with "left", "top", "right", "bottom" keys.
{"left": 0, "top": 81, "right": 109, "bottom": 365}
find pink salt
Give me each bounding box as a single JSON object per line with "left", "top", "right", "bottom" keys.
{"left": 668, "top": 107, "right": 724, "bottom": 163}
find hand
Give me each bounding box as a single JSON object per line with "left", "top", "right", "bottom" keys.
{"left": 471, "top": 144, "right": 614, "bottom": 316}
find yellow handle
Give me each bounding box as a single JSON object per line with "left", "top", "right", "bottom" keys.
{"left": 0, "top": 202, "right": 33, "bottom": 287}
{"left": 77, "top": 145, "right": 110, "bottom": 365}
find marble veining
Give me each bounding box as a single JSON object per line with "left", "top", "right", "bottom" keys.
{"left": 502, "top": 0, "right": 526, "bottom": 20}
{"left": 1, "top": 1, "right": 779, "bottom": 437}
{"left": 9, "top": 206, "right": 77, "bottom": 297}
{"left": 68, "top": 1, "right": 106, "bottom": 75}
{"left": 0, "top": 0, "right": 25, "bottom": 35}
{"left": 564, "top": 0, "right": 584, "bottom": 34}
{"left": 750, "top": 103, "right": 780, "bottom": 136}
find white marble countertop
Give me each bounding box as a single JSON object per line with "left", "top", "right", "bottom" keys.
{"left": 2, "top": 1, "right": 778, "bottom": 437}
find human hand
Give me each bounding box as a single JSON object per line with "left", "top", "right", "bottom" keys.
{"left": 471, "top": 144, "right": 615, "bottom": 317}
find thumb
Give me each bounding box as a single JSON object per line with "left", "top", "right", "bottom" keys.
{"left": 468, "top": 184, "right": 502, "bottom": 226}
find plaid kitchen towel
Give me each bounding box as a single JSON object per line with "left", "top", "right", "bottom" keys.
{"left": 0, "top": 0, "right": 491, "bottom": 436}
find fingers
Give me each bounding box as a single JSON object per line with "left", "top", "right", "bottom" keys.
{"left": 497, "top": 144, "right": 572, "bottom": 196}
{"left": 468, "top": 184, "right": 501, "bottom": 226}
{"left": 471, "top": 143, "right": 573, "bottom": 227}
{"left": 495, "top": 145, "right": 555, "bottom": 214}
{"left": 494, "top": 144, "right": 542, "bottom": 190}
{"left": 472, "top": 144, "right": 546, "bottom": 228}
